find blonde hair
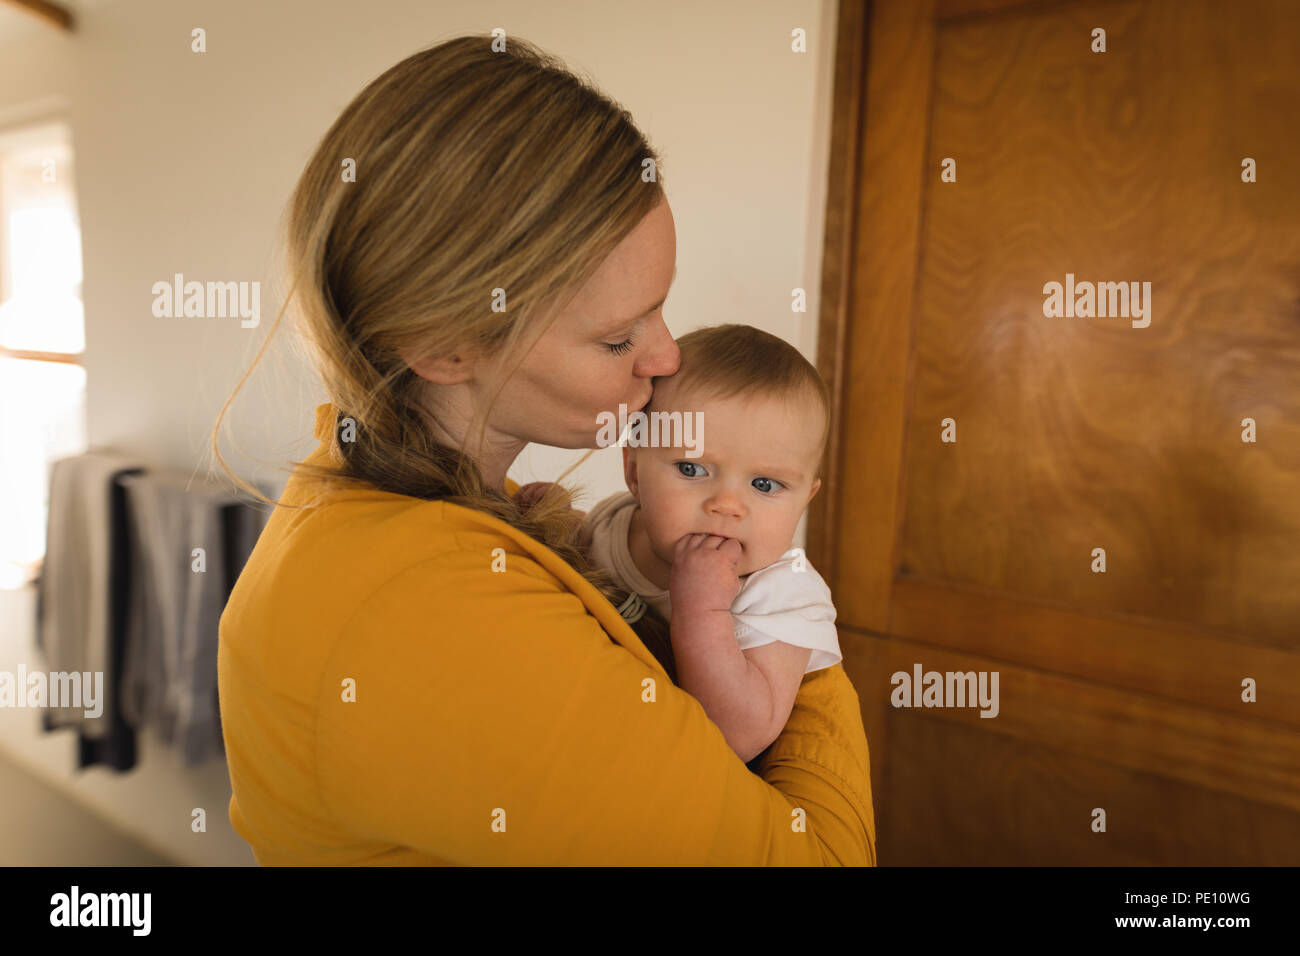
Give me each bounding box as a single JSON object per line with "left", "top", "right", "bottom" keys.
{"left": 212, "top": 34, "right": 669, "bottom": 650}
{"left": 653, "top": 324, "right": 832, "bottom": 477}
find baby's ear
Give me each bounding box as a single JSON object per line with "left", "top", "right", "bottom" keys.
{"left": 808, "top": 477, "right": 822, "bottom": 502}
{"left": 622, "top": 444, "right": 640, "bottom": 499}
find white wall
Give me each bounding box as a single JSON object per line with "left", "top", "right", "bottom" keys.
{"left": 0, "top": 0, "right": 839, "bottom": 865}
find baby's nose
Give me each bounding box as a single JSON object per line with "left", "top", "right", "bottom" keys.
{"left": 706, "top": 490, "right": 745, "bottom": 516}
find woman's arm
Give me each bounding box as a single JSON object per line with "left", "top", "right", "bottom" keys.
{"left": 315, "top": 548, "right": 876, "bottom": 865}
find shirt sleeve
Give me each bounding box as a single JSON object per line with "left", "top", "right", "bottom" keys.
{"left": 314, "top": 547, "right": 877, "bottom": 865}
{"left": 732, "top": 564, "right": 844, "bottom": 674}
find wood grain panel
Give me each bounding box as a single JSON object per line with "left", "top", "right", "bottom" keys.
{"left": 838, "top": 629, "right": 897, "bottom": 855}
{"left": 891, "top": 575, "right": 1300, "bottom": 726}
{"left": 889, "top": 711, "right": 1300, "bottom": 864}
{"left": 936, "top": 0, "right": 1059, "bottom": 22}
{"left": 858, "top": 636, "right": 1300, "bottom": 815}
{"left": 899, "top": 0, "right": 1300, "bottom": 642}
{"left": 823, "top": 0, "right": 1300, "bottom": 864}
{"left": 808, "top": 0, "right": 868, "bottom": 584}
{"left": 831, "top": 0, "right": 936, "bottom": 633}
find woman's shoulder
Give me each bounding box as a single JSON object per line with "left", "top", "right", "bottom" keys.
{"left": 225, "top": 424, "right": 561, "bottom": 631}
{"left": 222, "top": 403, "right": 633, "bottom": 666}
{"left": 270, "top": 403, "right": 540, "bottom": 580}
{"left": 248, "top": 483, "right": 563, "bottom": 610}
{"left": 219, "top": 478, "right": 598, "bottom": 730}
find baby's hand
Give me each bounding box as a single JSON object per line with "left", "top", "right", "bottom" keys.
{"left": 670, "top": 534, "right": 742, "bottom": 615}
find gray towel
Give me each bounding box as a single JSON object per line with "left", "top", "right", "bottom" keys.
{"left": 117, "top": 470, "right": 266, "bottom": 766}
{"left": 36, "top": 451, "right": 146, "bottom": 737}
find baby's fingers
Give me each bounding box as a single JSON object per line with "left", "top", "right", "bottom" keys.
{"left": 675, "top": 532, "right": 702, "bottom": 555}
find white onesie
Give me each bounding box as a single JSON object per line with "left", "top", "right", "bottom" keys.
{"left": 580, "top": 491, "right": 842, "bottom": 675}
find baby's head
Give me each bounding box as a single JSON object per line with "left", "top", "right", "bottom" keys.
{"left": 623, "top": 324, "right": 829, "bottom": 577}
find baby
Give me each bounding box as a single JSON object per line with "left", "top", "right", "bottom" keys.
{"left": 577, "top": 323, "right": 841, "bottom": 765}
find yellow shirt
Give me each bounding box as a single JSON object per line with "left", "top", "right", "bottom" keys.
{"left": 217, "top": 402, "right": 877, "bottom": 864}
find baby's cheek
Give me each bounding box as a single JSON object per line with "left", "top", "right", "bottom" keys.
{"left": 653, "top": 527, "right": 683, "bottom": 563}
{"left": 754, "top": 527, "right": 796, "bottom": 568}
{"left": 647, "top": 520, "right": 686, "bottom": 563}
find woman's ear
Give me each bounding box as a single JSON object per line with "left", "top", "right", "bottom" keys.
{"left": 402, "top": 344, "right": 478, "bottom": 386}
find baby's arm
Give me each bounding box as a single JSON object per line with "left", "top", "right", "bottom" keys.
{"left": 743, "top": 640, "right": 814, "bottom": 751}
{"left": 668, "top": 532, "right": 814, "bottom": 763}
{"left": 670, "top": 618, "right": 812, "bottom": 762}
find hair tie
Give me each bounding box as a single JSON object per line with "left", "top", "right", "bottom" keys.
{"left": 616, "top": 591, "right": 647, "bottom": 624}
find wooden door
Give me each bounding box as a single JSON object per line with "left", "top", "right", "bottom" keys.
{"left": 808, "top": 0, "right": 1300, "bottom": 864}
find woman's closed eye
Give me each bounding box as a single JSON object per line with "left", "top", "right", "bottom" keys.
{"left": 604, "top": 330, "right": 637, "bottom": 355}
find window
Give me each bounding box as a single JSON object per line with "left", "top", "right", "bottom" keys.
{"left": 0, "top": 121, "right": 86, "bottom": 589}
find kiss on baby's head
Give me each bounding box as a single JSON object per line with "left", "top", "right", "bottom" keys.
{"left": 624, "top": 323, "right": 831, "bottom": 577}
{"left": 645, "top": 323, "right": 830, "bottom": 473}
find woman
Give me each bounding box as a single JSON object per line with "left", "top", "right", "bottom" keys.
{"left": 214, "top": 34, "right": 876, "bottom": 865}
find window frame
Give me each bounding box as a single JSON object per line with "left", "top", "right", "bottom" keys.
{"left": 0, "top": 115, "right": 83, "bottom": 587}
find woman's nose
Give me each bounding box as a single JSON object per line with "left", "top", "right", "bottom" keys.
{"left": 636, "top": 314, "right": 680, "bottom": 377}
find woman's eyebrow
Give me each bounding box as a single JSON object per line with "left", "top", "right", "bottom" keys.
{"left": 598, "top": 314, "right": 645, "bottom": 338}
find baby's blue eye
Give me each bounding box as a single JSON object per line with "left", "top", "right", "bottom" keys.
{"left": 676, "top": 462, "right": 705, "bottom": 478}
{"left": 753, "top": 477, "right": 783, "bottom": 494}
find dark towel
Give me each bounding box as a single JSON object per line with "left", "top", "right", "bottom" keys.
{"left": 117, "top": 470, "right": 267, "bottom": 767}
{"left": 35, "top": 452, "right": 146, "bottom": 770}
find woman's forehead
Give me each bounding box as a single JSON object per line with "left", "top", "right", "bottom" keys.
{"left": 567, "top": 205, "right": 676, "bottom": 328}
